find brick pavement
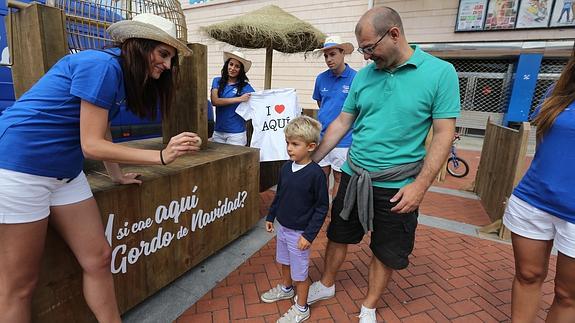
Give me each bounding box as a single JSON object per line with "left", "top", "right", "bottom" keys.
{"left": 176, "top": 149, "right": 555, "bottom": 322}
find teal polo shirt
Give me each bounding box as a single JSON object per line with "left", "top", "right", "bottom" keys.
{"left": 341, "top": 45, "right": 460, "bottom": 188}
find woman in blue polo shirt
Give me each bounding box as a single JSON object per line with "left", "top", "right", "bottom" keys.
{"left": 0, "top": 14, "right": 201, "bottom": 322}
{"left": 210, "top": 51, "right": 255, "bottom": 146}
{"left": 503, "top": 56, "right": 575, "bottom": 321}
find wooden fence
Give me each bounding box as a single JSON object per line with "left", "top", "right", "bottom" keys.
{"left": 475, "top": 119, "right": 530, "bottom": 238}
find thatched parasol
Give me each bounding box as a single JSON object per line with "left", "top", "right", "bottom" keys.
{"left": 201, "top": 5, "right": 326, "bottom": 89}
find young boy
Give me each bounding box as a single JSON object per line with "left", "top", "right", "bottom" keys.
{"left": 261, "top": 116, "right": 329, "bottom": 322}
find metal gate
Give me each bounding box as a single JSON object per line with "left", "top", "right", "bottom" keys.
{"left": 446, "top": 57, "right": 568, "bottom": 136}
{"left": 447, "top": 58, "right": 515, "bottom": 135}
{"left": 530, "top": 58, "right": 568, "bottom": 114}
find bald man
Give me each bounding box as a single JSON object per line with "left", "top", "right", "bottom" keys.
{"left": 307, "top": 7, "right": 461, "bottom": 322}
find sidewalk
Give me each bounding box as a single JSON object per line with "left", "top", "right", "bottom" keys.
{"left": 174, "top": 149, "right": 554, "bottom": 323}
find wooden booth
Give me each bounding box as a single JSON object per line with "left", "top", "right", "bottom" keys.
{"left": 9, "top": 4, "right": 260, "bottom": 322}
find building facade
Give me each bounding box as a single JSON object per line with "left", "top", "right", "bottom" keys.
{"left": 182, "top": 0, "right": 575, "bottom": 135}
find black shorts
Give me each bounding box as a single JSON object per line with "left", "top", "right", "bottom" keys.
{"left": 327, "top": 173, "right": 418, "bottom": 270}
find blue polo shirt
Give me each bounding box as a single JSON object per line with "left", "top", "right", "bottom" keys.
{"left": 341, "top": 46, "right": 460, "bottom": 188}
{"left": 313, "top": 64, "right": 356, "bottom": 147}
{"left": 0, "top": 48, "right": 124, "bottom": 179}
{"left": 513, "top": 100, "right": 575, "bottom": 224}
{"left": 211, "top": 77, "right": 255, "bottom": 133}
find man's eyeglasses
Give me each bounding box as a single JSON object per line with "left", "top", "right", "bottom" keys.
{"left": 357, "top": 28, "right": 392, "bottom": 55}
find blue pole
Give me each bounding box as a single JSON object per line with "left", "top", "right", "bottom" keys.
{"left": 503, "top": 53, "right": 543, "bottom": 125}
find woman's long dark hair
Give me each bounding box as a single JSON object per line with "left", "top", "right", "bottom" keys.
{"left": 218, "top": 58, "right": 249, "bottom": 97}
{"left": 534, "top": 55, "right": 575, "bottom": 141}
{"left": 120, "top": 38, "right": 179, "bottom": 120}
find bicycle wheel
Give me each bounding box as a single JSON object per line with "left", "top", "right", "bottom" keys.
{"left": 446, "top": 157, "right": 469, "bottom": 178}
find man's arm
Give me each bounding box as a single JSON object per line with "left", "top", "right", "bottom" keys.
{"left": 390, "top": 118, "right": 455, "bottom": 213}
{"left": 312, "top": 111, "right": 356, "bottom": 163}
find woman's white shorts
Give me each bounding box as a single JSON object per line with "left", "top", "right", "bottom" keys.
{"left": 211, "top": 131, "right": 247, "bottom": 146}
{"left": 503, "top": 194, "right": 575, "bottom": 258}
{"left": 0, "top": 168, "right": 93, "bottom": 224}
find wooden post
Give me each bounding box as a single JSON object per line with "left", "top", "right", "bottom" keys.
{"left": 162, "top": 43, "right": 208, "bottom": 148}
{"left": 258, "top": 46, "right": 283, "bottom": 191}
{"left": 9, "top": 3, "right": 67, "bottom": 98}
{"left": 264, "top": 47, "right": 273, "bottom": 89}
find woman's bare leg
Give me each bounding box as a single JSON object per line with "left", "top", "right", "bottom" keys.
{"left": 50, "top": 198, "right": 121, "bottom": 323}
{"left": 546, "top": 252, "right": 575, "bottom": 322}
{"left": 0, "top": 219, "right": 48, "bottom": 323}
{"left": 510, "top": 233, "right": 553, "bottom": 322}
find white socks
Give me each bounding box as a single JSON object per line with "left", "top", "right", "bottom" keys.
{"left": 361, "top": 304, "right": 376, "bottom": 314}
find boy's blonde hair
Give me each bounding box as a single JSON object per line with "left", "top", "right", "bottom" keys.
{"left": 284, "top": 115, "right": 322, "bottom": 144}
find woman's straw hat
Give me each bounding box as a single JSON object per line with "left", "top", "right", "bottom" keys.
{"left": 223, "top": 51, "right": 252, "bottom": 72}
{"left": 107, "top": 13, "right": 192, "bottom": 56}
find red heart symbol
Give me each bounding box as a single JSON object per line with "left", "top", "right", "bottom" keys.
{"left": 274, "top": 104, "right": 285, "bottom": 114}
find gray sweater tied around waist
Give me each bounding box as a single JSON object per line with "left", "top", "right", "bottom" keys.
{"left": 340, "top": 154, "right": 424, "bottom": 233}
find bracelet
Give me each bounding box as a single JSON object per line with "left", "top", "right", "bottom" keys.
{"left": 160, "top": 149, "right": 167, "bottom": 165}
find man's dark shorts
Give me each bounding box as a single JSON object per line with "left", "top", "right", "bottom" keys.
{"left": 327, "top": 173, "right": 418, "bottom": 270}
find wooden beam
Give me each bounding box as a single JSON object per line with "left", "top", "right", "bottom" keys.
{"left": 9, "top": 3, "right": 67, "bottom": 98}
{"left": 163, "top": 43, "right": 208, "bottom": 148}
{"left": 264, "top": 47, "right": 273, "bottom": 90}
{"left": 7, "top": 0, "right": 30, "bottom": 9}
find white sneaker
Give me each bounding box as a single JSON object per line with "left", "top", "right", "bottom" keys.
{"left": 357, "top": 305, "right": 377, "bottom": 323}
{"left": 277, "top": 304, "right": 310, "bottom": 323}
{"left": 306, "top": 281, "right": 335, "bottom": 304}
{"left": 261, "top": 284, "right": 295, "bottom": 303}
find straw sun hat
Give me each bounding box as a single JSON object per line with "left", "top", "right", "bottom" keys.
{"left": 315, "top": 35, "right": 354, "bottom": 55}
{"left": 107, "top": 13, "right": 193, "bottom": 56}
{"left": 223, "top": 51, "right": 252, "bottom": 73}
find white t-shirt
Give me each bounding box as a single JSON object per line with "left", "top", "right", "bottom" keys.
{"left": 236, "top": 88, "right": 302, "bottom": 162}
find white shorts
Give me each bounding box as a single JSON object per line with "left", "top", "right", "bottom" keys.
{"left": 503, "top": 194, "right": 575, "bottom": 258}
{"left": 318, "top": 147, "right": 348, "bottom": 172}
{"left": 0, "top": 168, "right": 93, "bottom": 224}
{"left": 211, "top": 131, "right": 247, "bottom": 146}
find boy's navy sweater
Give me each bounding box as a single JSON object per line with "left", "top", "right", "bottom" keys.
{"left": 266, "top": 161, "right": 329, "bottom": 242}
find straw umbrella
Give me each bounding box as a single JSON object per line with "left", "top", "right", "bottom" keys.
{"left": 202, "top": 5, "right": 326, "bottom": 89}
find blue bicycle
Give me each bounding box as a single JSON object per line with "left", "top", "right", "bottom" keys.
{"left": 446, "top": 133, "right": 469, "bottom": 178}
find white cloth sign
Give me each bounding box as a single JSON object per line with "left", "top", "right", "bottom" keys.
{"left": 236, "top": 88, "right": 302, "bottom": 162}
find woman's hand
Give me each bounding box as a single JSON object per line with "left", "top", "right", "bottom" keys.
{"left": 113, "top": 172, "right": 143, "bottom": 185}
{"left": 103, "top": 161, "right": 143, "bottom": 185}
{"left": 162, "top": 132, "right": 202, "bottom": 164}
{"left": 238, "top": 93, "right": 251, "bottom": 103}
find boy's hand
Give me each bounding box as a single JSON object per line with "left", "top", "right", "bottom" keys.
{"left": 265, "top": 221, "right": 274, "bottom": 232}
{"left": 297, "top": 236, "right": 311, "bottom": 250}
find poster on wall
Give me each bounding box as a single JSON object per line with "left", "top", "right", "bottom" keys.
{"left": 550, "top": 0, "right": 575, "bottom": 26}
{"left": 484, "top": 0, "right": 520, "bottom": 29}
{"left": 516, "top": 0, "right": 554, "bottom": 28}
{"left": 456, "top": 0, "right": 489, "bottom": 30}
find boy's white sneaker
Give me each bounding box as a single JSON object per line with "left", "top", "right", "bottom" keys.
{"left": 306, "top": 281, "right": 335, "bottom": 304}
{"left": 357, "top": 305, "right": 377, "bottom": 323}
{"left": 261, "top": 284, "right": 295, "bottom": 303}
{"left": 277, "top": 304, "right": 310, "bottom": 323}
